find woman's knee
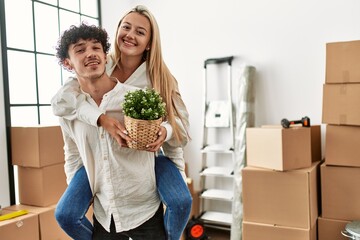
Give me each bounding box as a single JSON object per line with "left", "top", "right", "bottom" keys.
{"left": 167, "top": 193, "right": 192, "bottom": 214}
{"left": 182, "top": 193, "right": 193, "bottom": 211}
{"left": 55, "top": 204, "right": 77, "bottom": 226}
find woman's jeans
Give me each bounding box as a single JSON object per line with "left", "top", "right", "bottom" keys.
{"left": 55, "top": 165, "right": 93, "bottom": 240}
{"left": 55, "top": 155, "right": 192, "bottom": 240}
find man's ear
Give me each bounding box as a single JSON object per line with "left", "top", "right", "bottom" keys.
{"left": 63, "top": 59, "right": 73, "bottom": 71}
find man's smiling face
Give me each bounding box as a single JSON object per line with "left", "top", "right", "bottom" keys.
{"left": 64, "top": 38, "right": 107, "bottom": 81}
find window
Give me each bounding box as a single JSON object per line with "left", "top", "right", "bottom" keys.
{"left": 3, "top": 0, "right": 100, "bottom": 125}
{"left": 1, "top": 0, "right": 100, "bottom": 204}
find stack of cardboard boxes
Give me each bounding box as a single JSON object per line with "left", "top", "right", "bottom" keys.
{"left": 242, "top": 125, "right": 322, "bottom": 240}
{"left": 0, "top": 126, "right": 74, "bottom": 240}
{"left": 319, "top": 40, "right": 360, "bottom": 239}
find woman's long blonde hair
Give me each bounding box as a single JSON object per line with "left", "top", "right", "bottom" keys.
{"left": 109, "top": 5, "right": 190, "bottom": 143}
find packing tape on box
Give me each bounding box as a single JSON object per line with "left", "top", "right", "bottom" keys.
{"left": 340, "top": 84, "right": 347, "bottom": 94}
{"left": 342, "top": 70, "right": 350, "bottom": 83}
{"left": 339, "top": 114, "right": 347, "bottom": 125}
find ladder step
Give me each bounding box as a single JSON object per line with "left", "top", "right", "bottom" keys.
{"left": 201, "top": 189, "right": 233, "bottom": 201}
{"left": 200, "top": 211, "right": 232, "bottom": 226}
{"left": 202, "top": 144, "right": 233, "bottom": 153}
{"left": 200, "top": 167, "right": 233, "bottom": 177}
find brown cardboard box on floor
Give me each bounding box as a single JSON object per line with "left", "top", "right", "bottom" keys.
{"left": 18, "top": 163, "right": 67, "bottom": 207}
{"left": 242, "top": 161, "right": 320, "bottom": 229}
{"left": 326, "top": 40, "right": 360, "bottom": 83}
{"left": 317, "top": 216, "right": 349, "bottom": 240}
{"left": 246, "top": 125, "right": 321, "bottom": 171}
{"left": 186, "top": 178, "right": 200, "bottom": 219}
{"left": 242, "top": 221, "right": 317, "bottom": 240}
{"left": 325, "top": 124, "right": 360, "bottom": 167}
{"left": 5, "top": 204, "right": 71, "bottom": 240}
{"left": 5, "top": 204, "right": 94, "bottom": 240}
{"left": 321, "top": 163, "right": 360, "bottom": 220}
{"left": 181, "top": 178, "right": 200, "bottom": 240}
{"left": 11, "top": 125, "right": 65, "bottom": 167}
{"left": 322, "top": 83, "right": 360, "bottom": 126}
{"left": 0, "top": 209, "right": 39, "bottom": 240}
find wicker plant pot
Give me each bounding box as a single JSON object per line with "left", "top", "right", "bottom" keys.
{"left": 124, "top": 115, "right": 162, "bottom": 150}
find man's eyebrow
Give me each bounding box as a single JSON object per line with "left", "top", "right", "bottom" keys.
{"left": 71, "top": 39, "right": 100, "bottom": 49}
{"left": 72, "top": 41, "right": 86, "bottom": 49}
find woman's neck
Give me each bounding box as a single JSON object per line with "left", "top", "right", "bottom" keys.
{"left": 112, "top": 56, "right": 144, "bottom": 83}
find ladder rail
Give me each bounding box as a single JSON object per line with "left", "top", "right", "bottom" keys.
{"left": 227, "top": 63, "right": 234, "bottom": 150}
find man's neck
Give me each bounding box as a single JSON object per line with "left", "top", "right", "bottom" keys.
{"left": 78, "top": 74, "right": 117, "bottom": 106}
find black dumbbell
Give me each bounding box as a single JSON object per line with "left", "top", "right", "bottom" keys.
{"left": 281, "top": 116, "right": 310, "bottom": 128}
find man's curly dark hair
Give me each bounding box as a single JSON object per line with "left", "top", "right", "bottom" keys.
{"left": 55, "top": 23, "right": 111, "bottom": 67}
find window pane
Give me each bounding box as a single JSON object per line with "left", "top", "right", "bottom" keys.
{"left": 11, "top": 107, "right": 39, "bottom": 126}
{"left": 40, "top": 106, "right": 60, "bottom": 126}
{"left": 59, "top": 0, "right": 79, "bottom": 12}
{"left": 81, "top": 16, "right": 99, "bottom": 26}
{"left": 8, "top": 50, "right": 37, "bottom": 104}
{"left": 80, "top": 0, "right": 98, "bottom": 17}
{"left": 59, "top": 9, "right": 81, "bottom": 34}
{"left": 35, "top": 3, "right": 59, "bottom": 54}
{"left": 5, "top": 0, "right": 34, "bottom": 50}
{"left": 37, "top": 54, "right": 62, "bottom": 104}
{"left": 40, "top": 0, "right": 57, "bottom": 5}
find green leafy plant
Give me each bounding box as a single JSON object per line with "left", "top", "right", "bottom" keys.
{"left": 122, "top": 88, "right": 166, "bottom": 120}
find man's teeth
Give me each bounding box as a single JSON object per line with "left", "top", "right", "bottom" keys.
{"left": 86, "top": 61, "right": 99, "bottom": 66}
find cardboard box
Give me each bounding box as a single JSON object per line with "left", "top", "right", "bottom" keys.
{"left": 321, "top": 163, "right": 360, "bottom": 220}
{"left": 4, "top": 204, "right": 70, "bottom": 240}
{"left": 0, "top": 209, "right": 39, "bottom": 240}
{"left": 326, "top": 40, "right": 360, "bottom": 83}
{"left": 186, "top": 178, "right": 200, "bottom": 219}
{"left": 242, "top": 162, "right": 320, "bottom": 228}
{"left": 18, "top": 163, "right": 67, "bottom": 207}
{"left": 5, "top": 204, "right": 93, "bottom": 240}
{"left": 246, "top": 125, "right": 321, "bottom": 171}
{"left": 322, "top": 83, "right": 360, "bottom": 126}
{"left": 325, "top": 125, "right": 360, "bottom": 167}
{"left": 11, "top": 126, "right": 65, "bottom": 167}
{"left": 242, "top": 221, "right": 317, "bottom": 240}
{"left": 181, "top": 179, "right": 200, "bottom": 240}
{"left": 318, "top": 216, "right": 349, "bottom": 240}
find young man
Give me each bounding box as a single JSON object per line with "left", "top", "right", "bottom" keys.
{"left": 54, "top": 23, "right": 166, "bottom": 239}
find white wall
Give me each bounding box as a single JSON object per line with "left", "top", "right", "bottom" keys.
{"left": 0, "top": 29, "right": 10, "bottom": 207}
{"left": 101, "top": 0, "right": 360, "bottom": 190}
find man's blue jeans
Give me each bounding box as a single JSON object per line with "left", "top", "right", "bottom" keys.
{"left": 55, "top": 155, "right": 192, "bottom": 240}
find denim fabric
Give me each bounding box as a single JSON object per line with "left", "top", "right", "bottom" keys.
{"left": 155, "top": 155, "right": 192, "bottom": 240}
{"left": 92, "top": 204, "right": 166, "bottom": 240}
{"left": 55, "top": 156, "right": 192, "bottom": 240}
{"left": 55, "top": 166, "right": 93, "bottom": 240}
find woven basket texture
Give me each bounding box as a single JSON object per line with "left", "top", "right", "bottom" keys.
{"left": 124, "top": 115, "right": 162, "bottom": 150}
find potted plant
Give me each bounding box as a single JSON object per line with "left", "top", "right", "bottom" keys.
{"left": 122, "top": 88, "right": 166, "bottom": 150}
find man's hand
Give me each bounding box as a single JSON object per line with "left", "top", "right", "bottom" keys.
{"left": 145, "top": 126, "right": 167, "bottom": 152}
{"left": 97, "top": 114, "right": 132, "bottom": 147}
